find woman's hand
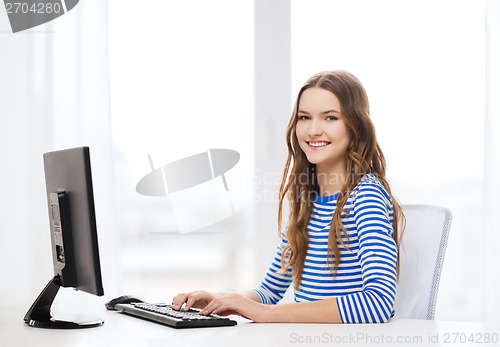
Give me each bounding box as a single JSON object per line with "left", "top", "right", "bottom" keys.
{"left": 199, "top": 293, "right": 270, "bottom": 322}
{"left": 172, "top": 290, "right": 270, "bottom": 322}
{"left": 171, "top": 290, "right": 220, "bottom": 311}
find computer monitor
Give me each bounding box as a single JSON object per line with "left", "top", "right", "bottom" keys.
{"left": 24, "top": 146, "right": 105, "bottom": 329}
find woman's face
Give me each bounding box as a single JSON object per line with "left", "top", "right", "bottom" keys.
{"left": 295, "top": 87, "right": 351, "bottom": 174}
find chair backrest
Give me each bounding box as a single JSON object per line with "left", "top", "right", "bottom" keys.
{"left": 394, "top": 204, "right": 452, "bottom": 320}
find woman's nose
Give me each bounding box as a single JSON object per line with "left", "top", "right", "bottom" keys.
{"left": 308, "top": 119, "right": 323, "bottom": 137}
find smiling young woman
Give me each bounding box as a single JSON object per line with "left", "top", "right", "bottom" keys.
{"left": 172, "top": 70, "right": 405, "bottom": 324}
{"left": 295, "top": 87, "right": 351, "bottom": 196}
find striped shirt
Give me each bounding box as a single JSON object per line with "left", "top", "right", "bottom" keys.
{"left": 254, "top": 174, "right": 397, "bottom": 323}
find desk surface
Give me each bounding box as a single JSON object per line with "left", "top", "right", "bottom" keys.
{"left": 0, "top": 305, "right": 497, "bottom": 347}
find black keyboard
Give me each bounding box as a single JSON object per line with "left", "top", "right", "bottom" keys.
{"left": 114, "top": 302, "right": 237, "bottom": 329}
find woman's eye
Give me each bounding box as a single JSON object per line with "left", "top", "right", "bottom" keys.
{"left": 326, "top": 116, "right": 338, "bottom": 121}
{"left": 298, "top": 115, "right": 310, "bottom": 121}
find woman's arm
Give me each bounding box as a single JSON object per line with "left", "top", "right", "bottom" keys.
{"left": 334, "top": 179, "right": 398, "bottom": 323}
{"left": 200, "top": 294, "right": 342, "bottom": 323}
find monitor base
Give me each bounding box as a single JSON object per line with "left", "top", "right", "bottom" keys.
{"left": 24, "top": 276, "right": 104, "bottom": 329}
{"left": 25, "top": 315, "right": 104, "bottom": 329}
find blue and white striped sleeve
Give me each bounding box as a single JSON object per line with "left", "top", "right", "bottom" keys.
{"left": 336, "top": 182, "right": 398, "bottom": 323}
{"left": 253, "top": 239, "right": 293, "bottom": 305}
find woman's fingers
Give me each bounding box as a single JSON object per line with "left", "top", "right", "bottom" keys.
{"left": 171, "top": 292, "right": 189, "bottom": 310}
{"left": 171, "top": 290, "right": 216, "bottom": 311}
{"left": 184, "top": 291, "right": 209, "bottom": 310}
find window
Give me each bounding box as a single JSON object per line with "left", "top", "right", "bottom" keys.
{"left": 108, "top": 0, "right": 254, "bottom": 299}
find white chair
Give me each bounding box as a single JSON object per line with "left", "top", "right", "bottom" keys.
{"left": 394, "top": 204, "right": 452, "bottom": 320}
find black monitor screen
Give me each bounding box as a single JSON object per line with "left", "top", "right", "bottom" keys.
{"left": 24, "top": 146, "right": 104, "bottom": 329}
{"left": 44, "top": 146, "right": 104, "bottom": 295}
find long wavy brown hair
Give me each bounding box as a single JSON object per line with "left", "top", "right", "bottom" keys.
{"left": 278, "top": 70, "right": 404, "bottom": 288}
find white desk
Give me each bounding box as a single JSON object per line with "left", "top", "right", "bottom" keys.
{"left": 1, "top": 305, "right": 497, "bottom": 347}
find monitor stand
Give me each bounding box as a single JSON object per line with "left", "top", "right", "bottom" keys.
{"left": 24, "top": 276, "right": 104, "bottom": 329}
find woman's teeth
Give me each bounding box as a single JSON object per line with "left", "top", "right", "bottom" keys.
{"left": 309, "top": 142, "right": 329, "bottom": 148}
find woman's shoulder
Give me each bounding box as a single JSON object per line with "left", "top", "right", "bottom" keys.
{"left": 357, "top": 172, "right": 383, "bottom": 186}
{"left": 352, "top": 173, "right": 392, "bottom": 206}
